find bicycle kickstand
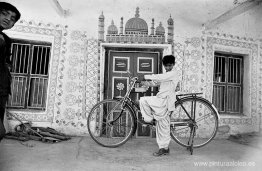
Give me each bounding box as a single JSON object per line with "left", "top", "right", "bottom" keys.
{"left": 187, "top": 127, "right": 196, "bottom": 155}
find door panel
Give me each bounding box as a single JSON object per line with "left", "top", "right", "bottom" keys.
{"left": 106, "top": 50, "right": 160, "bottom": 137}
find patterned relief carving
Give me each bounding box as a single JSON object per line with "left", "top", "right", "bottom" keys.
{"left": 69, "top": 42, "right": 84, "bottom": 53}
{"left": 68, "top": 55, "right": 80, "bottom": 66}
{"left": 259, "top": 39, "right": 262, "bottom": 131}
{"left": 70, "top": 30, "right": 86, "bottom": 41}
{"left": 113, "top": 57, "right": 129, "bottom": 72}
{"left": 137, "top": 57, "right": 153, "bottom": 73}
{"left": 173, "top": 42, "right": 184, "bottom": 88}
{"left": 54, "top": 30, "right": 89, "bottom": 128}
{"left": 64, "top": 108, "right": 76, "bottom": 120}
{"left": 191, "top": 49, "right": 201, "bottom": 59}
{"left": 112, "top": 77, "right": 128, "bottom": 97}
{"left": 189, "top": 61, "right": 199, "bottom": 73}
{"left": 65, "top": 81, "right": 78, "bottom": 92}
{"left": 83, "top": 39, "right": 99, "bottom": 119}
{"left": 67, "top": 68, "right": 79, "bottom": 80}
{"left": 175, "top": 37, "right": 204, "bottom": 93}
{"left": 190, "top": 37, "right": 201, "bottom": 48}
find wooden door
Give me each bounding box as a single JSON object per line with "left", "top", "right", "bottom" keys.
{"left": 104, "top": 50, "right": 160, "bottom": 137}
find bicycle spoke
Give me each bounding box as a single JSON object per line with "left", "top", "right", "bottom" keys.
{"left": 172, "top": 126, "right": 190, "bottom": 132}
{"left": 170, "top": 97, "right": 218, "bottom": 148}
{"left": 87, "top": 99, "right": 135, "bottom": 147}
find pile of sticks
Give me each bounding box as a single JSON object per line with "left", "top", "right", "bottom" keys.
{"left": 5, "top": 111, "right": 71, "bottom": 143}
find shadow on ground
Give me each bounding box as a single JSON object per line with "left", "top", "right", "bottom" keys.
{"left": 228, "top": 132, "right": 262, "bottom": 149}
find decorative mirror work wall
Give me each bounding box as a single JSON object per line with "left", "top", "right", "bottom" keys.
{"left": 203, "top": 32, "right": 261, "bottom": 131}
{"left": 7, "top": 20, "right": 67, "bottom": 122}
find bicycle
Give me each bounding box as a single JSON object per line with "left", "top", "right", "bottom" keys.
{"left": 87, "top": 75, "right": 219, "bottom": 155}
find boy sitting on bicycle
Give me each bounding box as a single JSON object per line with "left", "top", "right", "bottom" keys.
{"left": 139, "top": 55, "right": 179, "bottom": 156}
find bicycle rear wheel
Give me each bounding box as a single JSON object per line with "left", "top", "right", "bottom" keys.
{"left": 170, "top": 97, "right": 219, "bottom": 148}
{"left": 87, "top": 99, "right": 135, "bottom": 148}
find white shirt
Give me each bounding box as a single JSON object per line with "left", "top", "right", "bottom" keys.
{"left": 144, "top": 68, "right": 179, "bottom": 111}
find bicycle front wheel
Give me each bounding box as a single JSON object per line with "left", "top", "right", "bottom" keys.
{"left": 170, "top": 97, "right": 219, "bottom": 148}
{"left": 87, "top": 99, "right": 135, "bottom": 148}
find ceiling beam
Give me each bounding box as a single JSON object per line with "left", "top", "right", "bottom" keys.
{"left": 49, "top": 0, "right": 69, "bottom": 17}
{"left": 204, "top": 0, "right": 262, "bottom": 30}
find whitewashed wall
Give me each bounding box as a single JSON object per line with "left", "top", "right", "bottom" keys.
{"left": 3, "top": 0, "right": 262, "bottom": 136}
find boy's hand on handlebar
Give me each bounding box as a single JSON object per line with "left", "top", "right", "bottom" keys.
{"left": 140, "top": 81, "right": 150, "bottom": 88}
{"left": 137, "top": 75, "right": 145, "bottom": 81}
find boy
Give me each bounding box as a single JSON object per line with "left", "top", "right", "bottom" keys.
{"left": 0, "top": 2, "right": 21, "bottom": 142}
{"left": 139, "top": 55, "right": 179, "bottom": 156}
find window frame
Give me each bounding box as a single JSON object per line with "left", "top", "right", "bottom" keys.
{"left": 213, "top": 52, "right": 244, "bottom": 115}
{"left": 7, "top": 38, "right": 51, "bottom": 110}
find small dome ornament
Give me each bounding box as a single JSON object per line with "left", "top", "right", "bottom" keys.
{"left": 107, "top": 20, "right": 118, "bottom": 35}
{"left": 99, "top": 11, "right": 104, "bottom": 19}
{"left": 125, "top": 7, "right": 148, "bottom": 35}
{"left": 155, "top": 22, "right": 165, "bottom": 35}
{"left": 167, "top": 15, "right": 174, "bottom": 25}
{"left": 101, "top": 7, "right": 170, "bottom": 44}
{"left": 135, "top": 7, "right": 140, "bottom": 18}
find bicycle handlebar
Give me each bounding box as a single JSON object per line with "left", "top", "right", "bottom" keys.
{"left": 131, "top": 77, "right": 138, "bottom": 82}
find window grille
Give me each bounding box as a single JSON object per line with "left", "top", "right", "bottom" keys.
{"left": 7, "top": 40, "right": 51, "bottom": 110}
{"left": 212, "top": 52, "right": 243, "bottom": 114}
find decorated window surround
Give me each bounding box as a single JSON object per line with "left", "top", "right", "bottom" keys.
{"left": 4, "top": 20, "right": 67, "bottom": 123}
{"left": 212, "top": 44, "right": 252, "bottom": 117}
{"left": 205, "top": 34, "right": 260, "bottom": 127}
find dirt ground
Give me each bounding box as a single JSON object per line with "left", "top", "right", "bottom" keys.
{"left": 1, "top": 134, "right": 262, "bottom": 171}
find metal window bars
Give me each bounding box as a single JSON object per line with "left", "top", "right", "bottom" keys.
{"left": 7, "top": 42, "right": 51, "bottom": 110}
{"left": 212, "top": 53, "right": 243, "bottom": 114}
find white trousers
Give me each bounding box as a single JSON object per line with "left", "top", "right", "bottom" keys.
{"left": 139, "top": 96, "right": 171, "bottom": 149}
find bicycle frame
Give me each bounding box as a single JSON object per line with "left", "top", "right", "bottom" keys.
{"left": 87, "top": 74, "right": 219, "bottom": 152}
{"left": 110, "top": 77, "right": 139, "bottom": 124}
{"left": 112, "top": 76, "right": 203, "bottom": 127}
{"left": 173, "top": 93, "right": 203, "bottom": 126}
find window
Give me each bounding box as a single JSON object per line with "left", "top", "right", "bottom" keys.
{"left": 212, "top": 52, "right": 243, "bottom": 114}
{"left": 7, "top": 39, "right": 51, "bottom": 110}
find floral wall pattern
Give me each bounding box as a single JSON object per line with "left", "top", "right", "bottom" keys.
{"left": 259, "top": 39, "right": 262, "bottom": 132}
{"left": 54, "top": 34, "right": 99, "bottom": 134}
{"left": 54, "top": 30, "right": 86, "bottom": 130}
{"left": 182, "top": 37, "right": 204, "bottom": 94}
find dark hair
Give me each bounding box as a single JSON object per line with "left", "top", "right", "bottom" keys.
{"left": 0, "top": 2, "right": 21, "bottom": 21}
{"left": 162, "top": 55, "right": 175, "bottom": 65}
